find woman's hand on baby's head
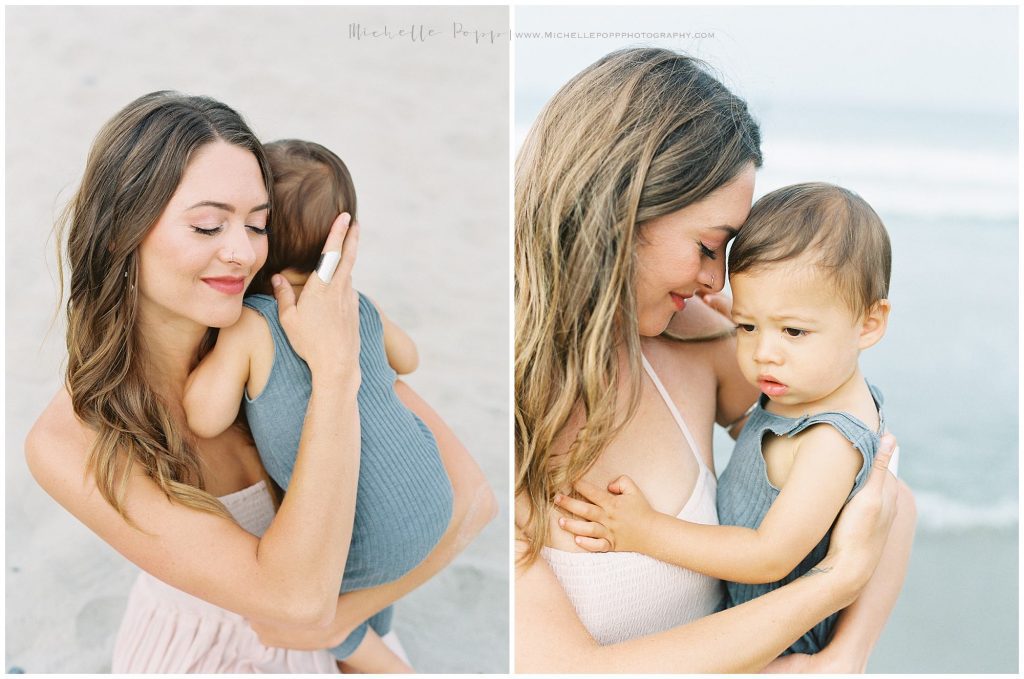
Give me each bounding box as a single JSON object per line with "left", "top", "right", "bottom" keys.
{"left": 272, "top": 213, "right": 361, "bottom": 382}
{"left": 552, "top": 475, "right": 655, "bottom": 553}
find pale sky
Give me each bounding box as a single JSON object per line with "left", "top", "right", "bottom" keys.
{"left": 516, "top": 5, "right": 1018, "bottom": 118}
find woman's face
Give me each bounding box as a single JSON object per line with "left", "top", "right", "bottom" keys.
{"left": 634, "top": 164, "right": 756, "bottom": 336}
{"left": 137, "top": 141, "right": 270, "bottom": 330}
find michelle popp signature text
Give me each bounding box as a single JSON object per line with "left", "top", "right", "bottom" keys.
{"left": 347, "top": 22, "right": 507, "bottom": 44}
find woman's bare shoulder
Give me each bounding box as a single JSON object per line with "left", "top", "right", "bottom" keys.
{"left": 25, "top": 388, "right": 93, "bottom": 482}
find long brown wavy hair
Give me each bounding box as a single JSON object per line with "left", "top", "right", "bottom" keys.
{"left": 515, "top": 48, "right": 763, "bottom": 563}
{"left": 56, "top": 91, "right": 274, "bottom": 525}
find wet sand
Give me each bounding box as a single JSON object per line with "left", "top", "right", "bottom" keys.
{"left": 870, "top": 527, "right": 1018, "bottom": 673}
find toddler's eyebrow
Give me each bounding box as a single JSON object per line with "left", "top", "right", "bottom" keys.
{"left": 770, "top": 314, "right": 816, "bottom": 324}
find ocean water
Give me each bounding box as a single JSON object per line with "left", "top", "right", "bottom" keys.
{"left": 518, "top": 95, "right": 1019, "bottom": 535}
{"left": 748, "top": 102, "right": 1018, "bottom": 535}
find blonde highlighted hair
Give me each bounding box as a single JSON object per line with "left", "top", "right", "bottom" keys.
{"left": 515, "top": 48, "right": 762, "bottom": 563}
{"left": 57, "top": 91, "right": 273, "bottom": 525}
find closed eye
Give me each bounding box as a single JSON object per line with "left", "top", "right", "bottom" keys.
{"left": 699, "top": 242, "right": 717, "bottom": 259}
{"left": 191, "top": 224, "right": 222, "bottom": 236}
{"left": 246, "top": 225, "right": 269, "bottom": 236}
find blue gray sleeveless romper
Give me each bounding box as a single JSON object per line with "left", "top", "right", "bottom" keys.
{"left": 242, "top": 293, "right": 453, "bottom": 659}
{"left": 717, "top": 383, "right": 884, "bottom": 655}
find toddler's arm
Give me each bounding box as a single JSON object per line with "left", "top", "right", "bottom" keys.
{"left": 555, "top": 424, "right": 863, "bottom": 584}
{"left": 337, "top": 626, "right": 412, "bottom": 674}
{"left": 365, "top": 296, "right": 419, "bottom": 374}
{"left": 183, "top": 308, "right": 262, "bottom": 439}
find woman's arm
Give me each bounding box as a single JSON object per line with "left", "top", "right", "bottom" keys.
{"left": 328, "top": 380, "right": 496, "bottom": 624}
{"left": 248, "top": 379, "right": 498, "bottom": 649}
{"left": 764, "top": 478, "right": 916, "bottom": 673}
{"left": 27, "top": 214, "right": 363, "bottom": 628}
{"left": 517, "top": 543, "right": 849, "bottom": 673}
{"left": 516, "top": 437, "right": 900, "bottom": 673}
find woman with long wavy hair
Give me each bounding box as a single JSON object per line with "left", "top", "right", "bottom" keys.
{"left": 26, "top": 91, "right": 493, "bottom": 672}
{"left": 515, "top": 48, "right": 915, "bottom": 672}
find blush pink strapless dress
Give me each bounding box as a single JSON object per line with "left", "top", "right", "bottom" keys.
{"left": 111, "top": 480, "right": 372, "bottom": 673}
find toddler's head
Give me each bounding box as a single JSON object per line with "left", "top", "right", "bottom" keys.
{"left": 252, "top": 139, "right": 357, "bottom": 294}
{"left": 727, "top": 182, "right": 891, "bottom": 407}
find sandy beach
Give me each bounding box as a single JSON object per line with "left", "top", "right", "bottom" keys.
{"left": 5, "top": 6, "right": 509, "bottom": 673}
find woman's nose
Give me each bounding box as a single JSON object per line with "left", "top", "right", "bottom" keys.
{"left": 220, "top": 226, "right": 258, "bottom": 268}
{"left": 699, "top": 260, "right": 727, "bottom": 293}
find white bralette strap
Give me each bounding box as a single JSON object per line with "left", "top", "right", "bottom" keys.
{"left": 640, "top": 353, "right": 705, "bottom": 468}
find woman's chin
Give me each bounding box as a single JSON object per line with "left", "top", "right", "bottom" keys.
{"left": 203, "top": 306, "right": 244, "bottom": 329}
{"left": 638, "top": 313, "right": 673, "bottom": 338}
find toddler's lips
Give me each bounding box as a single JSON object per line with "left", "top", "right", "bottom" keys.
{"left": 670, "top": 293, "right": 690, "bottom": 311}
{"left": 758, "top": 378, "right": 788, "bottom": 397}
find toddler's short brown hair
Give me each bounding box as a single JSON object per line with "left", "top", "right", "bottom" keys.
{"left": 252, "top": 139, "right": 356, "bottom": 294}
{"left": 728, "top": 182, "right": 891, "bottom": 315}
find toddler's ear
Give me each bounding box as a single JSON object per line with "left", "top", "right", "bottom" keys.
{"left": 858, "top": 299, "right": 891, "bottom": 350}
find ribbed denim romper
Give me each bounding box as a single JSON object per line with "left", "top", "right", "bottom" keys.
{"left": 242, "top": 292, "right": 453, "bottom": 659}
{"left": 717, "top": 383, "right": 884, "bottom": 655}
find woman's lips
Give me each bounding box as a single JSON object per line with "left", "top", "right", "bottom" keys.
{"left": 202, "top": 276, "right": 245, "bottom": 295}
{"left": 670, "top": 293, "right": 689, "bottom": 311}
{"left": 757, "top": 377, "right": 789, "bottom": 397}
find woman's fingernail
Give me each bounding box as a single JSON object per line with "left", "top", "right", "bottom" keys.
{"left": 271, "top": 275, "right": 283, "bottom": 288}
{"left": 558, "top": 518, "right": 565, "bottom": 527}
{"left": 553, "top": 493, "right": 562, "bottom": 502}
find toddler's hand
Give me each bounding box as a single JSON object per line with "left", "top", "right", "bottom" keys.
{"left": 695, "top": 289, "right": 733, "bottom": 321}
{"left": 552, "top": 475, "right": 655, "bottom": 553}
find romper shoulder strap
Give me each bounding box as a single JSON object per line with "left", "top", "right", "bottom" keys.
{"left": 780, "top": 383, "right": 884, "bottom": 500}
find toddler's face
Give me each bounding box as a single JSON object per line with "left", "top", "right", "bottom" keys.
{"left": 729, "top": 259, "right": 866, "bottom": 415}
